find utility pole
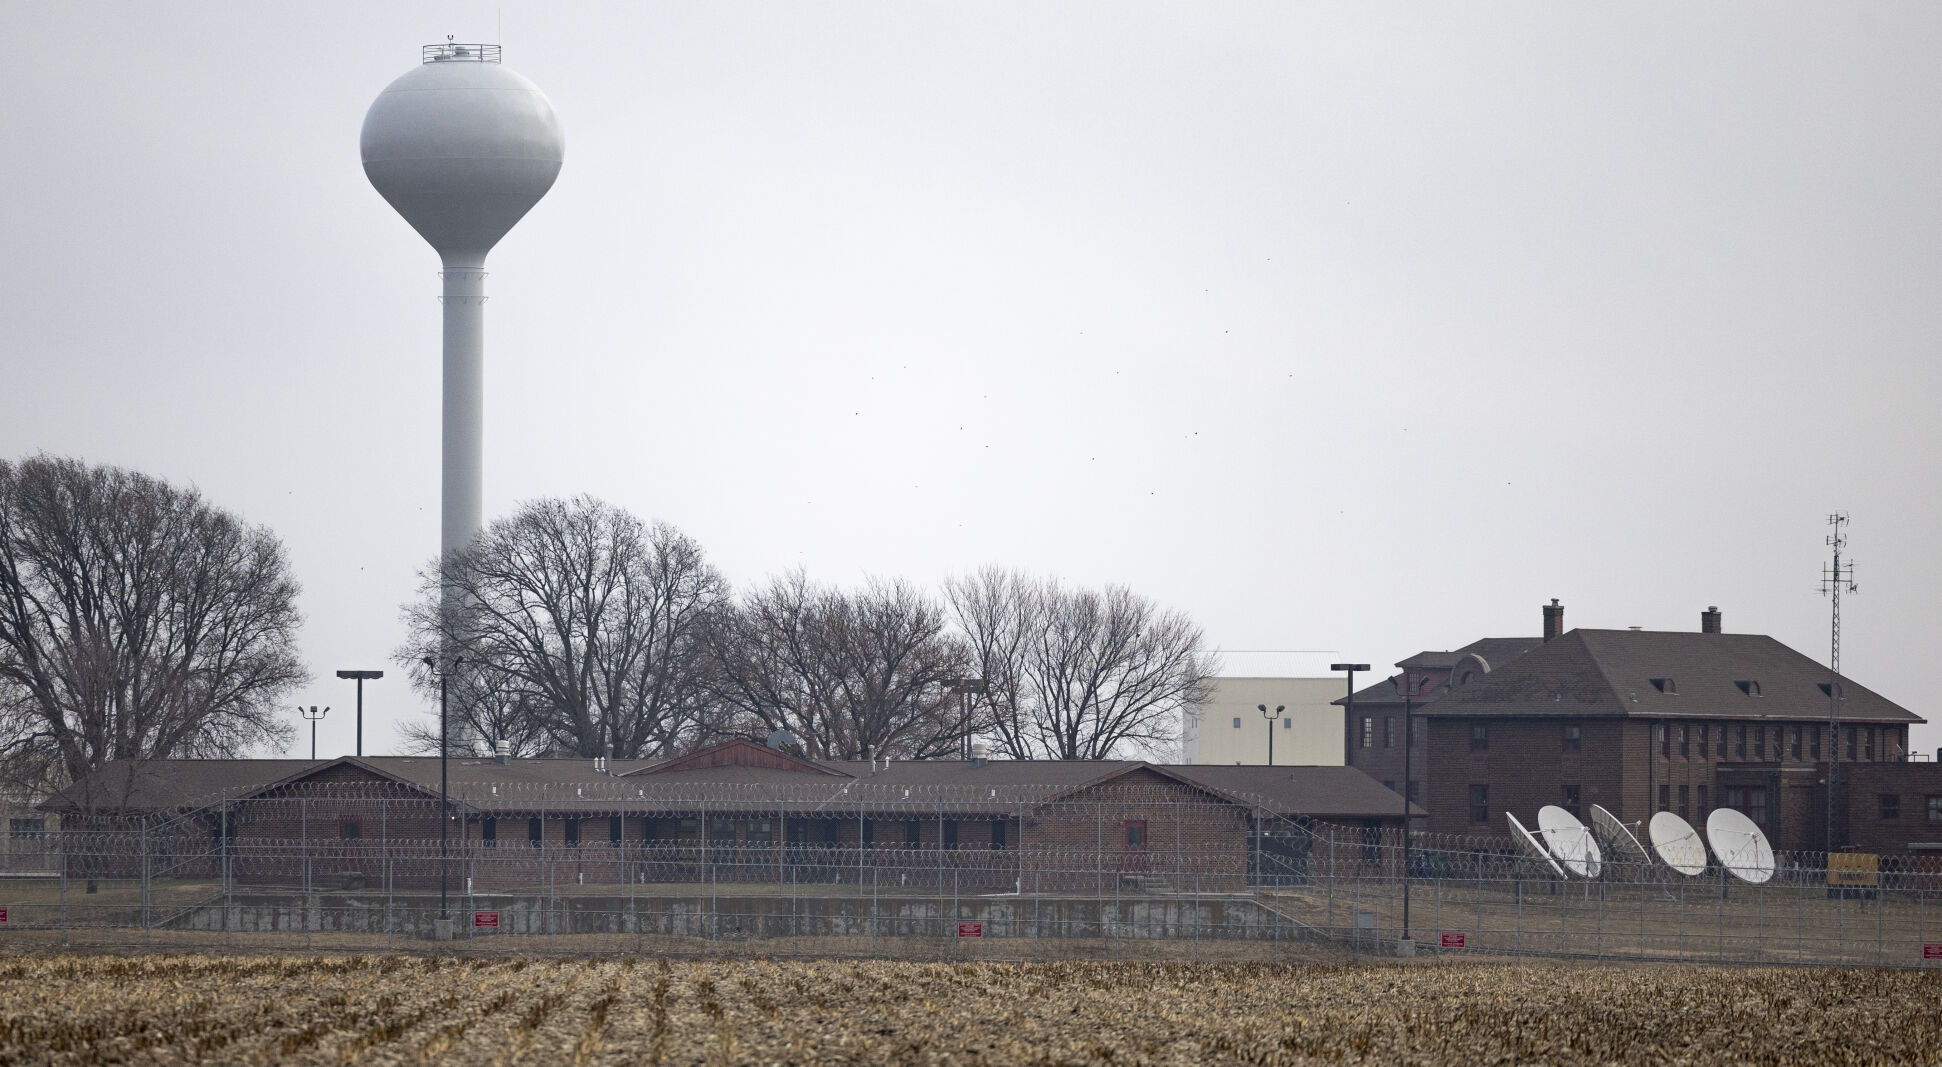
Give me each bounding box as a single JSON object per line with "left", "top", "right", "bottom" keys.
{"left": 1820, "top": 513, "right": 1857, "bottom": 855}
{"left": 422, "top": 656, "right": 463, "bottom": 934}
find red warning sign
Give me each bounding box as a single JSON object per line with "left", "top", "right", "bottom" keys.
{"left": 1924, "top": 944, "right": 1942, "bottom": 960}
{"left": 473, "top": 910, "right": 499, "bottom": 929}
{"left": 957, "top": 921, "right": 983, "bottom": 938}
{"left": 1440, "top": 932, "right": 1466, "bottom": 948}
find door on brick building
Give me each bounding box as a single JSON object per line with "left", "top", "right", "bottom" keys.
{"left": 1122, "top": 820, "right": 1150, "bottom": 873}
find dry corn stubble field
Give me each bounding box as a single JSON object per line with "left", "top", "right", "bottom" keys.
{"left": 1, "top": 954, "right": 1939, "bottom": 1065}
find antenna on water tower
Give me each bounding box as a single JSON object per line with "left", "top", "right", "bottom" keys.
{"left": 359, "top": 40, "right": 564, "bottom": 569}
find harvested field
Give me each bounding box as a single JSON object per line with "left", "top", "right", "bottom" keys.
{"left": 0, "top": 954, "right": 1938, "bottom": 1064}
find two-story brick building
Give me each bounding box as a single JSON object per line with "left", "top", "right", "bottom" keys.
{"left": 1412, "top": 608, "right": 1926, "bottom": 852}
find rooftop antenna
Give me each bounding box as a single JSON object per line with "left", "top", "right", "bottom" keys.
{"left": 1820, "top": 512, "right": 1858, "bottom": 854}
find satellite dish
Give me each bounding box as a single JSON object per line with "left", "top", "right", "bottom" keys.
{"left": 1589, "top": 804, "right": 1648, "bottom": 865}
{"left": 1506, "top": 813, "right": 1565, "bottom": 878}
{"left": 1648, "top": 811, "right": 1708, "bottom": 876}
{"left": 1705, "top": 808, "right": 1776, "bottom": 885}
{"left": 1537, "top": 805, "right": 1602, "bottom": 878}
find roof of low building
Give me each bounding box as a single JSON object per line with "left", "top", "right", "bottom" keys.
{"left": 46, "top": 738, "right": 1423, "bottom": 819}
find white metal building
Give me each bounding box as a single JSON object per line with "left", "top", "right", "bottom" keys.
{"left": 1182, "top": 677, "right": 1345, "bottom": 766}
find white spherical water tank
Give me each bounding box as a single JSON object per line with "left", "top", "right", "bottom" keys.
{"left": 361, "top": 44, "right": 564, "bottom": 559}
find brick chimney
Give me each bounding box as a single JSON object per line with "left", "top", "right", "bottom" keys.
{"left": 1701, "top": 605, "right": 1722, "bottom": 634}
{"left": 1542, "top": 598, "right": 1565, "bottom": 642}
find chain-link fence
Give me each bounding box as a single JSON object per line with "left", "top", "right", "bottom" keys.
{"left": 12, "top": 782, "right": 1942, "bottom": 967}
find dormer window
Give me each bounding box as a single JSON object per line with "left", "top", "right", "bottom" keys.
{"left": 1650, "top": 678, "right": 1676, "bottom": 695}
{"left": 1817, "top": 682, "right": 1845, "bottom": 698}
{"left": 1736, "top": 680, "right": 1762, "bottom": 697}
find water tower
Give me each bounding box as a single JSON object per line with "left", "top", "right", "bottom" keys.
{"left": 361, "top": 42, "right": 564, "bottom": 561}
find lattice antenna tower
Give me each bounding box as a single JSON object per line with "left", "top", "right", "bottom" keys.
{"left": 1819, "top": 512, "right": 1857, "bottom": 854}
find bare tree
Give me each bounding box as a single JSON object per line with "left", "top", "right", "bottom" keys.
{"left": 397, "top": 496, "right": 727, "bottom": 759}
{"left": 707, "top": 571, "right": 970, "bottom": 759}
{"left": 0, "top": 455, "right": 303, "bottom": 794}
{"left": 946, "top": 568, "right": 1212, "bottom": 761}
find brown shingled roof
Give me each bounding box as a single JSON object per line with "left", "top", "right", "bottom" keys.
{"left": 1420, "top": 629, "right": 1923, "bottom": 723}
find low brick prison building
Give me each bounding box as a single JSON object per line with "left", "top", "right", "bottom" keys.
{"left": 45, "top": 739, "right": 1419, "bottom": 893}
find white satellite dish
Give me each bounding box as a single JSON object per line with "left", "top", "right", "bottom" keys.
{"left": 1705, "top": 807, "right": 1776, "bottom": 885}
{"left": 1537, "top": 805, "right": 1603, "bottom": 878}
{"left": 1506, "top": 812, "right": 1565, "bottom": 878}
{"left": 1648, "top": 811, "right": 1708, "bottom": 876}
{"left": 1589, "top": 804, "right": 1648, "bottom": 865}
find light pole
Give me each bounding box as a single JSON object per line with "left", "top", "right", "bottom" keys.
{"left": 335, "top": 670, "right": 384, "bottom": 757}
{"left": 422, "top": 656, "right": 463, "bottom": 926}
{"left": 1331, "top": 663, "right": 1370, "bottom": 765}
{"left": 298, "top": 705, "right": 330, "bottom": 760}
{"left": 944, "top": 678, "right": 988, "bottom": 759}
{"left": 1257, "top": 704, "right": 1285, "bottom": 766}
{"left": 1390, "top": 671, "right": 1418, "bottom": 948}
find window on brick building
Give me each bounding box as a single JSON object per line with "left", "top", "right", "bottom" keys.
{"left": 861, "top": 819, "right": 875, "bottom": 847}
{"left": 341, "top": 821, "right": 361, "bottom": 840}
{"left": 1407, "top": 781, "right": 1420, "bottom": 803}
{"left": 1735, "top": 726, "right": 1747, "bottom": 759}
{"left": 1753, "top": 726, "right": 1765, "bottom": 761}
{"left": 1468, "top": 785, "right": 1488, "bottom": 824}
{"left": 1124, "top": 821, "right": 1146, "bottom": 848}
{"left": 1470, "top": 724, "right": 1488, "bottom": 751}
{"left": 563, "top": 818, "right": 581, "bottom": 847}
{"left": 1789, "top": 726, "right": 1802, "bottom": 761}
{"left": 1231, "top": 717, "right": 1241, "bottom": 729}
{"left": 1562, "top": 785, "right": 1580, "bottom": 818}
{"left": 1698, "top": 724, "right": 1709, "bottom": 760}
{"left": 1384, "top": 717, "right": 1395, "bottom": 748}
{"left": 1880, "top": 794, "right": 1900, "bottom": 820}
{"left": 1563, "top": 724, "right": 1581, "bottom": 752}
{"left": 1811, "top": 726, "right": 1823, "bottom": 761}
{"left": 1658, "top": 784, "right": 1670, "bottom": 812}
{"left": 1726, "top": 786, "right": 1769, "bottom": 826}
{"left": 1361, "top": 717, "right": 1373, "bottom": 749}
{"left": 1928, "top": 796, "right": 1942, "bottom": 823}
{"left": 942, "top": 820, "right": 959, "bottom": 850}
{"left": 1657, "top": 724, "right": 1669, "bottom": 758}
{"left": 991, "top": 821, "right": 1007, "bottom": 850}
{"left": 1677, "top": 785, "right": 1689, "bottom": 819}
{"left": 482, "top": 817, "right": 497, "bottom": 848}
{"left": 1677, "top": 724, "right": 1689, "bottom": 758}
{"left": 1697, "top": 784, "right": 1709, "bottom": 816}
{"left": 905, "top": 820, "right": 922, "bottom": 848}
{"left": 610, "top": 816, "right": 624, "bottom": 847}
{"left": 1846, "top": 728, "right": 1858, "bottom": 761}
{"left": 528, "top": 817, "right": 543, "bottom": 848}
{"left": 1866, "top": 728, "right": 1877, "bottom": 761}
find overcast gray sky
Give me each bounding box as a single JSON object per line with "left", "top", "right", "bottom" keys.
{"left": 4, "top": 3, "right": 1938, "bottom": 759}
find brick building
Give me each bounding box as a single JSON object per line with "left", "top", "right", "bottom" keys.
{"left": 44, "top": 739, "right": 1418, "bottom": 891}
{"left": 1407, "top": 607, "right": 1926, "bottom": 851}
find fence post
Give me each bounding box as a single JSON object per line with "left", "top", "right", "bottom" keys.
{"left": 382, "top": 797, "right": 391, "bottom": 949}
{"left": 302, "top": 795, "right": 311, "bottom": 949}
{"left": 221, "top": 789, "right": 231, "bottom": 949}
{"left": 140, "top": 817, "right": 150, "bottom": 931}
